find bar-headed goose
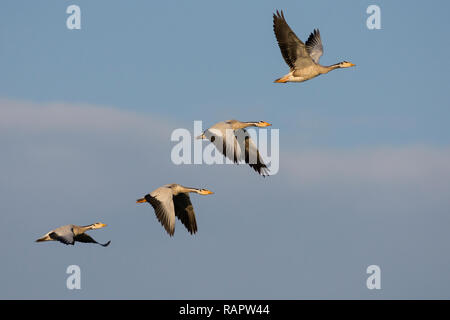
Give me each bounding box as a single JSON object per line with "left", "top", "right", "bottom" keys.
{"left": 36, "top": 223, "right": 110, "bottom": 247}
{"left": 273, "top": 10, "right": 355, "bottom": 83}
{"left": 137, "top": 184, "right": 213, "bottom": 236}
{"left": 197, "top": 119, "right": 271, "bottom": 176}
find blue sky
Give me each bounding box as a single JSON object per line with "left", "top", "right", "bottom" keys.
{"left": 1, "top": 0, "right": 450, "bottom": 299}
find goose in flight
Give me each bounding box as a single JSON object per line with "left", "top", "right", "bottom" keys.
{"left": 137, "top": 184, "right": 214, "bottom": 236}
{"left": 197, "top": 120, "right": 272, "bottom": 176}
{"left": 273, "top": 10, "right": 355, "bottom": 83}
{"left": 36, "top": 223, "right": 111, "bottom": 246}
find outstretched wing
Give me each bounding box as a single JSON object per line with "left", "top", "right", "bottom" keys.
{"left": 173, "top": 193, "right": 198, "bottom": 235}
{"left": 235, "top": 129, "right": 270, "bottom": 176}
{"left": 49, "top": 231, "right": 75, "bottom": 245}
{"left": 145, "top": 187, "right": 176, "bottom": 236}
{"left": 305, "top": 29, "right": 323, "bottom": 63}
{"left": 205, "top": 127, "right": 242, "bottom": 164}
{"left": 74, "top": 233, "right": 111, "bottom": 247}
{"left": 273, "top": 10, "right": 312, "bottom": 69}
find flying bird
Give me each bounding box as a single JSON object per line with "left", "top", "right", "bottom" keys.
{"left": 36, "top": 223, "right": 111, "bottom": 246}
{"left": 197, "top": 120, "right": 272, "bottom": 176}
{"left": 273, "top": 10, "right": 355, "bottom": 83}
{"left": 137, "top": 184, "right": 214, "bottom": 236}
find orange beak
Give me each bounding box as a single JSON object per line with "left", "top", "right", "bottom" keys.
{"left": 258, "top": 121, "right": 272, "bottom": 127}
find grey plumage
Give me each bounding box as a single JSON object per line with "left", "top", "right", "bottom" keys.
{"left": 305, "top": 29, "right": 323, "bottom": 64}
{"left": 36, "top": 223, "right": 110, "bottom": 247}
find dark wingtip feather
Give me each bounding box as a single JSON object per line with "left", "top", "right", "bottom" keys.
{"left": 274, "top": 9, "right": 285, "bottom": 21}
{"left": 248, "top": 162, "right": 270, "bottom": 177}
{"left": 101, "top": 241, "right": 111, "bottom": 247}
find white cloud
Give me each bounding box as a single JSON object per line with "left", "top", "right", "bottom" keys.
{"left": 283, "top": 146, "right": 450, "bottom": 187}
{"left": 0, "top": 98, "right": 173, "bottom": 137}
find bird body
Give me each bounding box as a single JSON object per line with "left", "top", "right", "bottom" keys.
{"left": 137, "top": 184, "right": 213, "bottom": 236}
{"left": 36, "top": 223, "right": 110, "bottom": 246}
{"left": 273, "top": 10, "right": 355, "bottom": 83}
{"left": 197, "top": 120, "right": 272, "bottom": 176}
{"left": 275, "top": 63, "right": 343, "bottom": 83}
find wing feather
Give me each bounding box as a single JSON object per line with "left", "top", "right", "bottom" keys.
{"left": 74, "top": 233, "right": 111, "bottom": 247}
{"left": 305, "top": 29, "right": 323, "bottom": 63}
{"left": 273, "top": 10, "right": 312, "bottom": 69}
{"left": 173, "top": 193, "right": 198, "bottom": 235}
{"left": 146, "top": 187, "right": 176, "bottom": 236}
{"left": 49, "top": 231, "right": 75, "bottom": 245}
{"left": 205, "top": 127, "right": 242, "bottom": 164}
{"left": 235, "top": 129, "right": 270, "bottom": 176}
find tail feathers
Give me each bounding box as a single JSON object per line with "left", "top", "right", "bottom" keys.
{"left": 274, "top": 75, "right": 290, "bottom": 83}
{"left": 36, "top": 235, "right": 51, "bottom": 242}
